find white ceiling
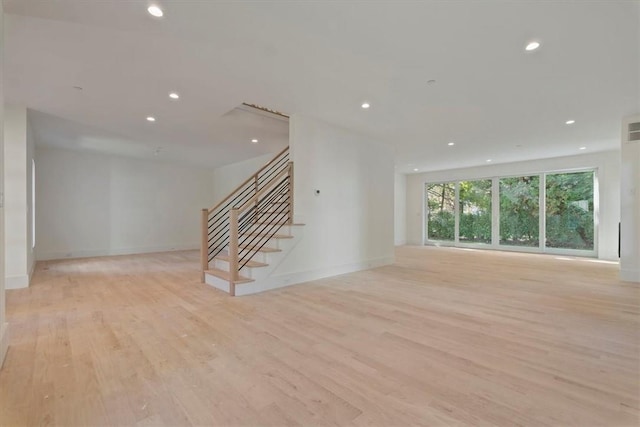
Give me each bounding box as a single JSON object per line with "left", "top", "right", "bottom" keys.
{"left": 4, "top": 0, "right": 639, "bottom": 172}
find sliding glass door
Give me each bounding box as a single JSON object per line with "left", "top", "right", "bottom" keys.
{"left": 426, "top": 183, "right": 455, "bottom": 242}
{"left": 499, "top": 176, "right": 540, "bottom": 247}
{"left": 545, "top": 171, "right": 595, "bottom": 251}
{"left": 425, "top": 169, "right": 596, "bottom": 256}
{"left": 459, "top": 180, "right": 492, "bottom": 244}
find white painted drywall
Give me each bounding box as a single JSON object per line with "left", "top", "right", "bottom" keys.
{"left": 405, "top": 150, "right": 621, "bottom": 260}
{"left": 3, "top": 105, "right": 31, "bottom": 289}
{"left": 210, "top": 152, "right": 276, "bottom": 203}
{"left": 35, "top": 147, "right": 213, "bottom": 260}
{"left": 394, "top": 173, "right": 407, "bottom": 245}
{"left": 26, "top": 110, "right": 34, "bottom": 279}
{"left": 620, "top": 115, "right": 640, "bottom": 282}
{"left": 269, "top": 114, "right": 395, "bottom": 284}
{"left": 0, "top": 0, "right": 9, "bottom": 368}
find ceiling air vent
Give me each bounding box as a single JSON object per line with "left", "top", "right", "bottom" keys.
{"left": 628, "top": 122, "right": 640, "bottom": 143}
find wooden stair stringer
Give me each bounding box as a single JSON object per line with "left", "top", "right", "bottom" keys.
{"left": 204, "top": 223, "right": 305, "bottom": 296}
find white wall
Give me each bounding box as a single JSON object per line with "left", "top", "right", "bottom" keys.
{"left": 3, "top": 105, "right": 33, "bottom": 289}
{"left": 394, "top": 173, "right": 407, "bottom": 245}
{"left": 0, "top": 0, "right": 8, "bottom": 368}
{"left": 210, "top": 152, "right": 276, "bottom": 203}
{"left": 405, "top": 150, "right": 620, "bottom": 260}
{"left": 36, "top": 147, "right": 213, "bottom": 260}
{"left": 270, "top": 114, "right": 394, "bottom": 283}
{"left": 620, "top": 115, "right": 640, "bottom": 282}
{"left": 26, "top": 111, "right": 35, "bottom": 278}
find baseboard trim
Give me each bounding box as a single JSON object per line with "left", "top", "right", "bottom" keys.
{"left": 236, "top": 256, "right": 395, "bottom": 296}
{"left": 37, "top": 244, "right": 199, "bottom": 261}
{"left": 5, "top": 275, "right": 29, "bottom": 290}
{"left": 0, "top": 322, "right": 9, "bottom": 369}
{"left": 620, "top": 268, "right": 640, "bottom": 283}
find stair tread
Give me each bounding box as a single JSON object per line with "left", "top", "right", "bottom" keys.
{"left": 205, "top": 268, "right": 254, "bottom": 284}
{"left": 254, "top": 222, "right": 305, "bottom": 226}
{"left": 213, "top": 254, "right": 268, "bottom": 268}
{"left": 239, "top": 245, "right": 281, "bottom": 253}
{"left": 241, "top": 233, "right": 293, "bottom": 239}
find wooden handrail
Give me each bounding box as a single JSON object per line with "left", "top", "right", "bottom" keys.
{"left": 235, "top": 164, "right": 291, "bottom": 213}
{"left": 206, "top": 146, "right": 289, "bottom": 214}
{"left": 254, "top": 146, "right": 289, "bottom": 177}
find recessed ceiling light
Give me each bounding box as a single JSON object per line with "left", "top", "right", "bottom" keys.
{"left": 579, "top": 146, "right": 587, "bottom": 150}
{"left": 147, "top": 5, "right": 163, "bottom": 17}
{"left": 251, "top": 139, "right": 258, "bottom": 143}
{"left": 486, "top": 159, "right": 492, "bottom": 163}
{"left": 427, "top": 80, "right": 436, "bottom": 85}
{"left": 565, "top": 119, "right": 575, "bottom": 125}
{"left": 146, "top": 116, "right": 156, "bottom": 122}
{"left": 413, "top": 168, "right": 419, "bottom": 172}
{"left": 525, "top": 41, "right": 541, "bottom": 51}
{"left": 361, "top": 102, "right": 370, "bottom": 109}
{"left": 448, "top": 142, "right": 455, "bottom": 146}
{"left": 169, "top": 92, "right": 179, "bottom": 99}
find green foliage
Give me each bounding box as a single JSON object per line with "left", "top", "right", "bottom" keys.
{"left": 426, "top": 171, "right": 594, "bottom": 251}
{"left": 499, "top": 176, "right": 540, "bottom": 247}
{"left": 545, "top": 172, "right": 594, "bottom": 250}
{"left": 458, "top": 180, "right": 492, "bottom": 243}
{"left": 426, "top": 183, "right": 455, "bottom": 241}
{"left": 428, "top": 211, "right": 455, "bottom": 240}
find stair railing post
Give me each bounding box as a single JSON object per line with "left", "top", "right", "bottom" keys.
{"left": 200, "top": 208, "right": 209, "bottom": 282}
{"left": 287, "top": 162, "right": 294, "bottom": 224}
{"left": 229, "top": 208, "right": 240, "bottom": 296}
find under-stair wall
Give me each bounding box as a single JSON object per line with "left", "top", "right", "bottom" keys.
{"left": 266, "top": 114, "right": 395, "bottom": 284}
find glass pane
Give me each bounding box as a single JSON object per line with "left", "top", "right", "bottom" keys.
{"left": 459, "top": 180, "right": 492, "bottom": 243}
{"left": 545, "top": 171, "right": 594, "bottom": 250}
{"left": 426, "top": 183, "right": 455, "bottom": 241}
{"left": 499, "top": 176, "right": 540, "bottom": 247}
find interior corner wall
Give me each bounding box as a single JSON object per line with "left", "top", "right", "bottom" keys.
{"left": 3, "top": 105, "right": 30, "bottom": 289}
{"left": 0, "top": 0, "right": 8, "bottom": 368}
{"left": 26, "top": 110, "right": 35, "bottom": 279}
{"left": 35, "top": 146, "right": 213, "bottom": 260}
{"left": 210, "top": 152, "right": 276, "bottom": 203}
{"left": 394, "top": 173, "right": 407, "bottom": 245}
{"left": 405, "top": 150, "right": 621, "bottom": 260}
{"left": 620, "top": 114, "right": 640, "bottom": 282}
{"left": 269, "top": 114, "right": 395, "bottom": 284}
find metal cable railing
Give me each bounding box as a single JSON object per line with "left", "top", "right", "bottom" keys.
{"left": 237, "top": 179, "right": 290, "bottom": 268}
{"left": 200, "top": 147, "right": 293, "bottom": 283}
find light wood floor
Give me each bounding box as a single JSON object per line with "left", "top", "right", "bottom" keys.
{"left": 1, "top": 247, "right": 638, "bottom": 426}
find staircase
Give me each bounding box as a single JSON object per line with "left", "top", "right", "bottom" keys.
{"left": 200, "top": 147, "right": 303, "bottom": 296}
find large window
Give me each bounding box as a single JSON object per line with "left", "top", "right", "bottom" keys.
{"left": 425, "top": 169, "right": 596, "bottom": 255}
{"left": 426, "top": 183, "right": 455, "bottom": 241}
{"left": 499, "top": 176, "right": 539, "bottom": 247}
{"left": 545, "top": 171, "right": 594, "bottom": 251}
{"left": 459, "top": 180, "right": 492, "bottom": 243}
